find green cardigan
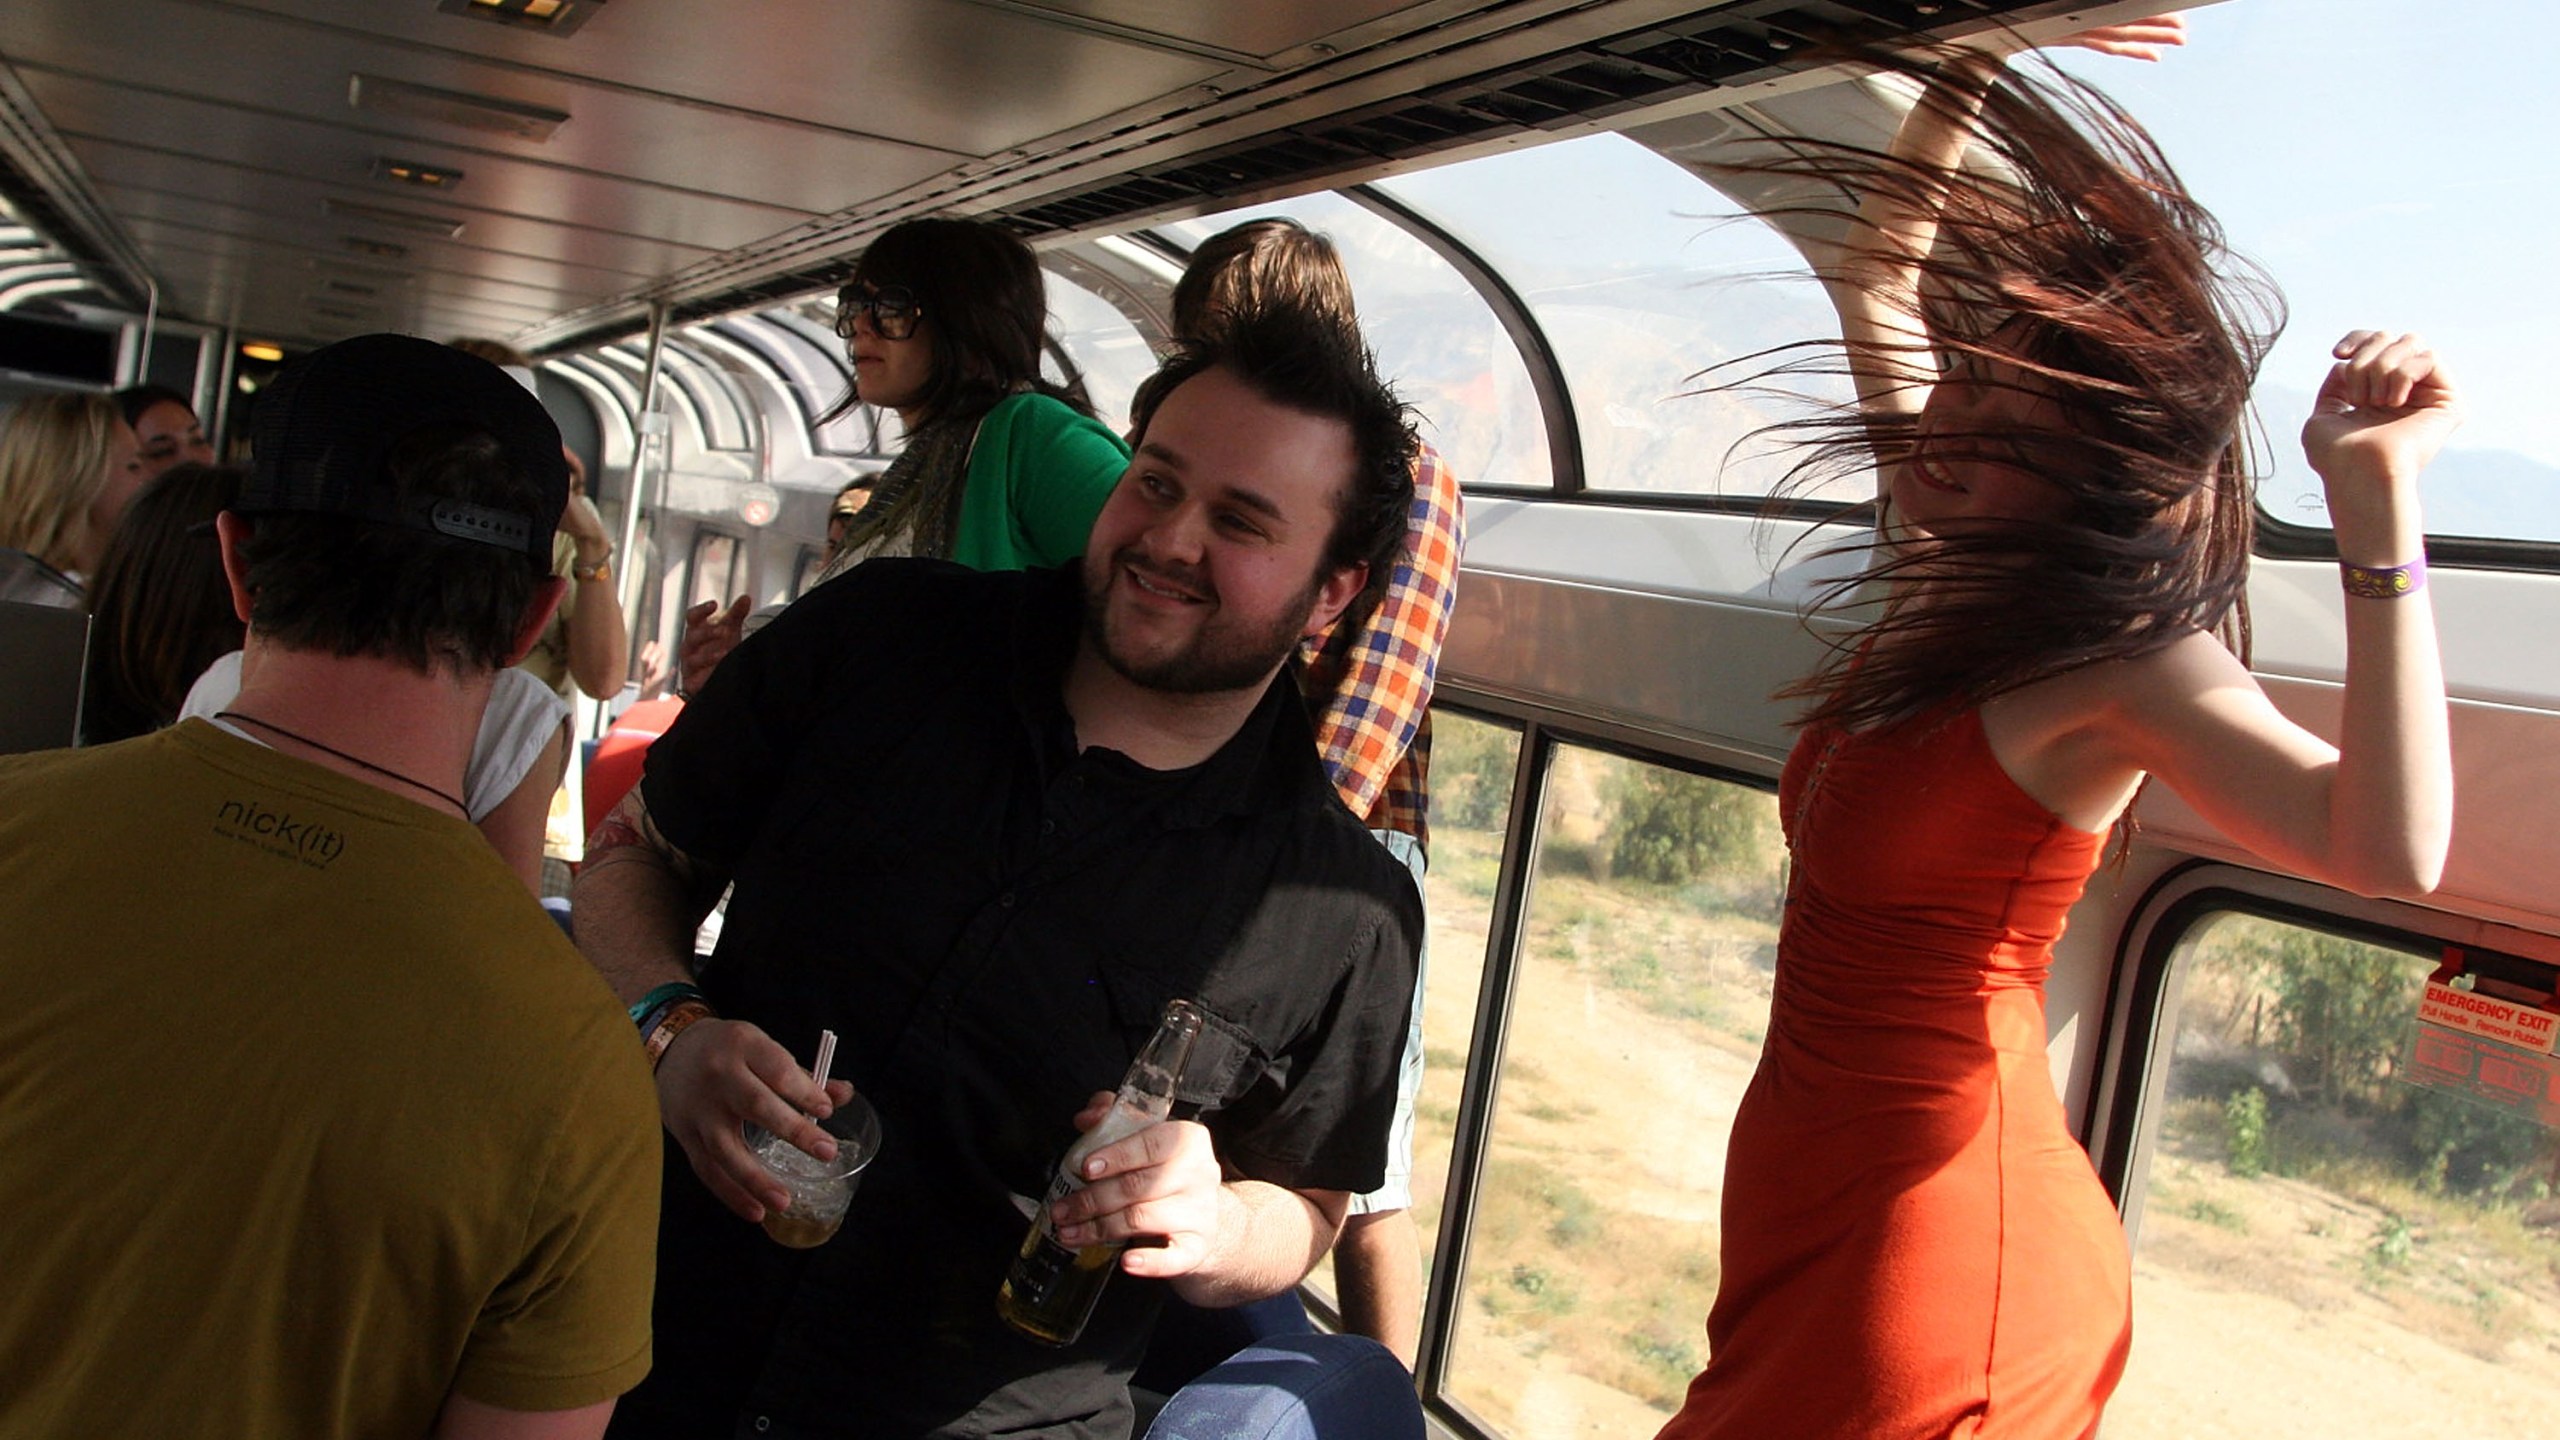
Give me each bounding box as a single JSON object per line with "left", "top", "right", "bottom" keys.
{"left": 947, "top": 392, "right": 1130, "bottom": 571}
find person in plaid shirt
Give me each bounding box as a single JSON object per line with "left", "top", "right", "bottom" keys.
{"left": 1145, "top": 218, "right": 1465, "bottom": 1372}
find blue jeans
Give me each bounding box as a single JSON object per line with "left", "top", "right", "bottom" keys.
{"left": 1146, "top": 1334, "right": 1422, "bottom": 1440}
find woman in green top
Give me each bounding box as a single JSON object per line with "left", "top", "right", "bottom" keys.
{"left": 823, "top": 217, "right": 1128, "bottom": 574}
{"left": 680, "top": 218, "right": 1129, "bottom": 692}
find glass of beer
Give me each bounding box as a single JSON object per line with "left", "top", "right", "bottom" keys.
{"left": 743, "top": 1092, "right": 880, "bottom": 1248}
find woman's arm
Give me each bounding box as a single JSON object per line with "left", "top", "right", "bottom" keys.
{"left": 1823, "top": 21, "right": 2189, "bottom": 443}
{"left": 480, "top": 720, "right": 570, "bottom": 895}
{"left": 2096, "top": 335, "right": 2458, "bottom": 896}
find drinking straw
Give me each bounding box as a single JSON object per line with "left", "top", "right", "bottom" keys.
{"left": 811, "top": 1029, "right": 838, "bottom": 1091}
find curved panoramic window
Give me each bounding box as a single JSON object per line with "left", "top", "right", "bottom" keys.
{"left": 1377, "top": 132, "right": 1851, "bottom": 503}
{"left": 1043, "top": 268, "right": 1157, "bottom": 436}
{"left": 2045, "top": 3, "right": 2558, "bottom": 551}
{"left": 1154, "top": 192, "right": 1551, "bottom": 492}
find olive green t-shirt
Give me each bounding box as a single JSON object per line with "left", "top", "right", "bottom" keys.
{"left": 0, "top": 722, "right": 660, "bottom": 1435}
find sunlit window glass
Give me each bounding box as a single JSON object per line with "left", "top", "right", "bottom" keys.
{"left": 2109, "top": 913, "right": 2560, "bottom": 1437}
{"left": 1301, "top": 711, "right": 1517, "bottom": 1317}
{"left": 1155, "top": 192, "right": 1550, "bottom": 491}
{"left": 1377, "top": 133, "right": 1851, "bottom": 501}
{"left": 1042, "top": 269, "right": 1156, "bottom": 435}
{"left": 2044, "top": 0, "right": 2560, "bottom": 544}
{"left": 1443, "top": 744, "right": 1784, "bottom": 1435}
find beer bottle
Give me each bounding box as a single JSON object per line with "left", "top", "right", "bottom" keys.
{"left": 997, "top": 998, "right": 1204, "bottom": 1346}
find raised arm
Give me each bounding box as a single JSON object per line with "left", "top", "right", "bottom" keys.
{"left": 2100, "top": 333, "right": 2458, "bottom": 896}
{"left": 557, "top": 452, "right": 632, "bottom": 701}
{"left": 1824, "top": 19, "right": 2189, "bottom": 429}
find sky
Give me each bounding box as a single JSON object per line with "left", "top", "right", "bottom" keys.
{"left": 2046, "top": 0, "right": 2560, "bottom": 536}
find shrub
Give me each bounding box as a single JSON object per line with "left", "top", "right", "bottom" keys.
{"left": 1432, "top": 716, "right": 1517, "bottom": 832}
{"left": 1604, "top": 765, "right": 1769, "bottom": 886}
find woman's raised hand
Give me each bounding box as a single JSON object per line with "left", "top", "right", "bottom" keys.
{"left": 2046, "top": 15, "right": 2188, "bottom": 62}
{"left": 2303, "top": 331, "right": 2463, "bottom": 560}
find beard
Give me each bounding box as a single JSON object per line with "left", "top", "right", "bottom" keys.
{"left": 1080, "top": 547, "right": 1319, "bottom": 696}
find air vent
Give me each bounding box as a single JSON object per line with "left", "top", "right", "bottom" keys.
{"left": 324, "top": 197, "right": 465, "bottom": 239}
{"left": 319, "top": 278, "right": 381, "bottom": 298}
{"left": 341, "top": 237, "right": 409, "bottom": 260}
{"left": 348, "top": 74, "right": 569, "bottom": 141}
{"left": 997, "top": 0, "right": 1988, "bottom": 239}
{"left": 372, "top": 156, "right": 465, "bottom": 190}
{"left": 438, "top": 0, "right": 608, "bottom": 37}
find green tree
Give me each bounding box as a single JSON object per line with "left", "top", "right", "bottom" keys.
{"left": 2254, "top": 924, "right": 2418, "bottom": 1107}
{"left": 1432, "top": 715, "right": 1518, "bottom": 832}
{"left": 1604, "top": 765, "right": 1767, "bottom": 886}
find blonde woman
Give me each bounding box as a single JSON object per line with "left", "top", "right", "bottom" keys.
{"left": 0, "top": 392, "right": 145, "bottom": 607}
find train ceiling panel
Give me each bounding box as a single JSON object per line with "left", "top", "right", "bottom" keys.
{"left": 0, "top": 0, "right": 2083, "bottom": 353}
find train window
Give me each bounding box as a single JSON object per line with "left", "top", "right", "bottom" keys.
{"left": 2110, "top": 911, "right": 2560, "bottom": 1437}
{"left": 2042, "top": 3, "right": 2559, "bottom": 550}
{"left": 1442, "top": 743, "right": 1783, "bottom": 1437}
{"left": 1299, "top": 710, "right": 1518, "bottom": 1321}
{"left": 661, "top": 342, "right": 754, "bottom": 454}
{"left": 1376, "top": 133, "right": 1849, "bottom": 503}
{"left": 1043, "top": 270, "right": 1155, "bottom": 436}
{"left": 765, "top": 306, "right": 880, "bottom": 458}
{"left": 686, "top": 530, "right": 742, "bottom": 612}
{"left": 1154, "top": 192, "right": 1549, "bottom": 492}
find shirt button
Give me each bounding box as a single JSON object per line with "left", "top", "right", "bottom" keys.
{"left": 1040, "top": 819, "right": 1056, "bottom": 836}
{"left": 753, "top": 1419, "right": 772, "bottom": 1434}
{"left": 999, "top": 892, "right": 1017, "bottom": 908}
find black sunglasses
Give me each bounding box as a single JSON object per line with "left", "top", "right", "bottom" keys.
{"left": 834, "top": 284, "right": 922, "bottom": 341}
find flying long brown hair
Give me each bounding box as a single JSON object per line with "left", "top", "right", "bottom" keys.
{"left": 1714, "top": 45, "right": 2282, "bottom": 734}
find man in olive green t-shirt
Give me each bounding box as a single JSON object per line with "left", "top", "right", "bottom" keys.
{"left": 0, "top": 336, "right": 661, "bottom": 1440}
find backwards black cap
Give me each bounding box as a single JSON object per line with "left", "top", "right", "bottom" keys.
{"left": 238, "top": 333, "right": 569, "bottom": 562}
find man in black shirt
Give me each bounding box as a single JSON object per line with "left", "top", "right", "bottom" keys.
{"left": 574, "top": 309, "right": 1425, "bottom": 1440}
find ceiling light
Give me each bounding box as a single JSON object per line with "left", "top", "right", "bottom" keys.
{"left": 372, "top": 156, "right": 464, "bottom": 190}
{"left": 347, "top": 74, "right": 569, "bottom": 141}
{"left": 441, "top": 0, "right": 608, "bottom": 36}
{"left": 241, "top": 342, "right": 285, "bottom": 362}
{"left": 323, "top": 197, "right": 465, "bottom": 239}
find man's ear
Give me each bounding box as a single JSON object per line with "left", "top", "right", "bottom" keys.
{"left": 504, "top": 576, "right": 569, "bottom": 666}
{"left": 214, "top": 512, "right": 256, "bottom": 624}
{"left": 1299, "top": 561, "right": 1368, "bottom": 640}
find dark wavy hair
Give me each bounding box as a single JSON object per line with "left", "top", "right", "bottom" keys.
{"left": 80, "top": 463, "right": 246, "bottom": 745}
{"left": 1713, "top": 46, "right": 2281, "bottom": 734}
{"left": 1131, "top": 306, "right": 1417, "bottom": 621}
{"left": 235, "top": 424, "right": 551, "bottom": 673}
{"left": 821, "top": 217, "right": 1092, "bottom": 427}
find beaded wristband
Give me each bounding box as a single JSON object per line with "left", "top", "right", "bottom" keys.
{"left": 629, "top": 980, "right": 707, "bottom": 1029}
{"left": 2341, "top": 555, "right": 2427, "bottom": 600}
{"left": 643, "top": 1000, "right": 717, "bottom": 1071}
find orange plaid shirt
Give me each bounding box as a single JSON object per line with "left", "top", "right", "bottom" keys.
{"left": 1300, "top": 442, "right": 1464, "bottom": 850}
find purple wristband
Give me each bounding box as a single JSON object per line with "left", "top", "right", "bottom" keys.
{"left": 2341, "top": 555, "right": 2426, "bottom": 599}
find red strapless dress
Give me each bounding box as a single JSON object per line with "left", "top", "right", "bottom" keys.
{"left": 1658, "top": 709, "right": 2131, "bottom": 1440}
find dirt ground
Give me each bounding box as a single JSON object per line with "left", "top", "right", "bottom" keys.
{"left": 1399, "top": 826, "right": 2560, "bottom": 1440}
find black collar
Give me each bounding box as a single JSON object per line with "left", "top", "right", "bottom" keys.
{"left": 1004, "top": 566, "right": 1323, "bottom": 830}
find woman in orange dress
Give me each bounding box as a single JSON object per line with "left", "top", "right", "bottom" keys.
{"left": 1661, "top": 19, "right": 2461, "bottom": 1439}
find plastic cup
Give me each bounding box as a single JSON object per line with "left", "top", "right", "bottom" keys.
{"left": 743, "top": 1092, "right": 880, "bottom": 1248}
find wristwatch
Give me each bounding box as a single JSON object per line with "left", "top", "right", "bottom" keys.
{"left": 572, "top": 551, "right": 612, "bottom": 583}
